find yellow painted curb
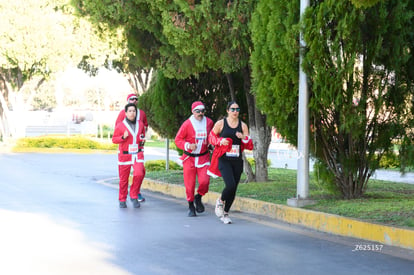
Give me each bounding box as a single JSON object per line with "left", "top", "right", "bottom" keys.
{"left": 142, "top": 179, "right": 414, "bottom": 251}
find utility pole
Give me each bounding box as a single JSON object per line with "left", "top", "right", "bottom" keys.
{"left": 287, "top": 0, "right": 315, "bottom": 207}
{"left": 166, "top": 138, "right": 170, "bottom": 170}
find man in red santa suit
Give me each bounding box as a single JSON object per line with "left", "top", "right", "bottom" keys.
{"left": 115, "top": 93, "right": 148, "bottom": 202}
{"left": 175, "top": 101, "right": 214, "bottom": 217}
{"left": 112, "top": 103, "right": 146, "bottom": 208}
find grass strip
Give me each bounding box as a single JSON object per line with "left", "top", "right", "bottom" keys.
{"left": 145, "top": 168, "right": 414, "bottom": 229}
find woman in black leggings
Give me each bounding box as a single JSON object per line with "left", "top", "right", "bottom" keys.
{"left": 209, "top": 101, "right": 253, "bottom": 224}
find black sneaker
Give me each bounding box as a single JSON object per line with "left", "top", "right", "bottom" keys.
{"left": 119, "top": 201, "right": 127, "bottom": 208}
{"left": 130, "top": 198, "right": 141, "bottom": 208}
{"left": 188, "top": 202, "right": 196, "bottom": 217}
{"left": 138, "top": 193, "right": 145, "bottom": 202}
{"left": 194, "top": 194, "right": 205, "bottom": 213}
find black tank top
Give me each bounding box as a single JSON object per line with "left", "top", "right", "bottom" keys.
{"left": 220, "top": 118, "right": 242, "bottom": 160}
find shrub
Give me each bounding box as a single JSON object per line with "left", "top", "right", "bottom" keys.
{"left": 170, "top": 142, "right": 178, "bottom": 151}
{"left": 98, "top": 142, "right": 118, "bottom": 150}
{"left": 15, "top": 136, "right": 117, "bottom": 150}
{"left": 145, "top": 160, "right": 182, "bottom": 171}
{"left": 60, "top": 137, "right": 98, "bottom": 149}
{"left": 246, "top": 157, "right": 271, "bottom": 167}
{"left": 379, "top": 152, "right": 400, "bottom": 169}
{"left": 313, "top": 160, "right": 341, "bottom": 195}
{"left": 98, "top": 125, "right": 114, "bottom": 139}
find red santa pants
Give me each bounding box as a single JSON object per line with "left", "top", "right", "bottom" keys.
{"left": 118, "top": 162, "right": 145, "bottom": 202}
{"left": 183, "top": 159, "right": 210, "bottom": 202}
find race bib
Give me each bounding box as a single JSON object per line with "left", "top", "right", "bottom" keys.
{"left": 226, "top": 145, "right": 240, "bottom": 157}
{"left": 128, "top": 144, "right": 139, "bottom": 154}
{"left": 195, "top": 129, "right": 207, "bottom": 141}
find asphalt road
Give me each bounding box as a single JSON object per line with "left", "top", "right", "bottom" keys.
{"left": 1, "top": 151, "right": 414, "bottom": 275}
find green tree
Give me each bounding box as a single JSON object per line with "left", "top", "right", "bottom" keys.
{"left": 251, "top": 0, "right": 299, "bottom": 146}
{"left": 0, "top": 0, "right": 121, "bottom": 138}
{"left": 73, "top": 0, "right": 272, "bottom": 182}
{"left": 350, "top": 0, "right": 382, "bottom": 8}
{"left": 140, "top": 70, "right": 246, "bottom": 139}
{"left": 251, "top": 0, "right": 414, "bottom": 198}
{"left": 155, "top": 0, "right": 272, "bottom": 182}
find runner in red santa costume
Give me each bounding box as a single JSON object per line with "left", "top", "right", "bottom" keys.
{"left": 112, "top": 103, "right": 146, "bottom": 208}
{"left": 116, "top": 93, "right": 148, "bottom": 131}
{"left": 175, "top": 101, "right": 214, "bottom": 217}
{"left": 115, "top": 93, "right": 148, "bottom": 202}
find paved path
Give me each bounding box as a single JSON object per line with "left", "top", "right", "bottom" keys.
{"left": 1, "top": 152, "right": 413, "bottom": 275}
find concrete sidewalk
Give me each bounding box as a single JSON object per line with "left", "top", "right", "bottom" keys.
{"left": 140, "top": 178, "right": 414, "bottom": 251}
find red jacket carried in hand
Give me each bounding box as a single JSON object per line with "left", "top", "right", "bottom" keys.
{"left": 207, "top": 131, "right": 253, "bottom": 178}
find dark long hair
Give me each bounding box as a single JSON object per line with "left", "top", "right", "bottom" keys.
{"left": 226, "top": 101, "right": 239, "bottom": 111}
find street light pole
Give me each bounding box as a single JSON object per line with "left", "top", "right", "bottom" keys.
{"left": 166, "top": 138, "right": 170, "bottom": 170}
{"left": 287, "top": 0, "right": 314, "bottom": 207}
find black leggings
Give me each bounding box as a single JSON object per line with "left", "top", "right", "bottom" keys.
{"left": 218, "top": 157, "right": 243, "bottom": 212}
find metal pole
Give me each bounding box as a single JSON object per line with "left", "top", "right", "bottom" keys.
{"left": 166, "top": 138, "right": 170, "bottom": 170}
{"left": 297, "top": 0, "right": 310, "bottom": 199}
{"left": 288, "top": 0, "right": 312, "bottom": 207}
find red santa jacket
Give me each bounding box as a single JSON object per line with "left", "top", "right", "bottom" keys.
{"left": 112, "top": 119, "right": 146, "bottom": 165}
{"left": 207, "top": 131, "right": 254, "bottom": 178}
{"left": 115, "top": 108, "right": 148, "bottom": 129}
{"left": 175, "top": 115, "right": 214, "bottom": 168}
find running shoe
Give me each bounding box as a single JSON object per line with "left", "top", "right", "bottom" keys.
{"left": 221, "top": 213, "right": 232, "bottom": 224}
{"left": 194, "top": 194, "right": 205, "bottom": 213}
{"left": 215, "top": 198, "right": 224, "bottom": 217}
{"left": 130, "top": 198, "right": 141, "bottom": 208}
{"left": 138, "top": 193, "right": 145, "bottom": 202}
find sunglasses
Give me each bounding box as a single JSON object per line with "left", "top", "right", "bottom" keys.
{"left": 129, "top": 98, "right": 138, "bottom": 101}
{"left": 194, "top": 109, "right": 205, "bottom": 114}
{"left": 229, "top": 107, "right": 240, "bottom": 112}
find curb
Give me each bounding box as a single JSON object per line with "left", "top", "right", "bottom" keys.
{"left": 141, "top": 178, "right": 414, "bottom": 251}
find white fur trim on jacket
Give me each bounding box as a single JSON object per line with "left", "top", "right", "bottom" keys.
{"left": 242, "top": 135, "right": 251, "bottom": 144}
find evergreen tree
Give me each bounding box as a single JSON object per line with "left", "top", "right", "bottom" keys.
{"left": 251, "top": 0, "right": 414, "bottom": 198}
{"left": 139, "top": 70, "right": 245, "bottom": 139}
{"left": 73, "top": 0, "right": 272, "bottom": 182}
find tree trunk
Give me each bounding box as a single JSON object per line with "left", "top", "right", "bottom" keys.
{"left": 242, "top": 152, "right": 254, "bottom": 182}
{"left": 242, "top": 66, "right": 272, "bottom": 182}
{"left": 128, "top": 68, "right": 153, "bottom": 95}
{"left": 0, "top": 73, "right": 15, "bottom": 139}
{"left": 319, "top": 125, "right": 372, "bottom": 199}
{"left": 225, "top": 73, "right": 236, "bottom": 101}
{"left": 0, "top": 92, "right": 11, "bottom": 139}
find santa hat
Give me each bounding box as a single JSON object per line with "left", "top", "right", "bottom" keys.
{"left": 191, "top": 101, "right": 205, "bottom": 112}
{"left": 127, "top": 93, "right": 138, "bottom": 102}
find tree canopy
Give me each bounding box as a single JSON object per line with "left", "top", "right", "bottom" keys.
{"left": 251, "top": 0, "right": 299, "bottom": 145}
{"left": 140, "top": 70, "right": 247, "bottom": 139}
{"left": 1, "top": 0, "right": 120, "bottom": 85}
{"left": 251, "top": 0, "right": 414, "bottom": 198}
{"left": 0, "top": 0, "right": 123, "bottom": 138}
{"left": 73, "top": 0, "right": 272, "bottom": 182}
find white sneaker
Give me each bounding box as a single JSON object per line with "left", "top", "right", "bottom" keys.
{"left": 215, "top": 198, "right": 224, "bottom": 217}
{"left": 221, "top": 213, "right": 232, "bottom": 224}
